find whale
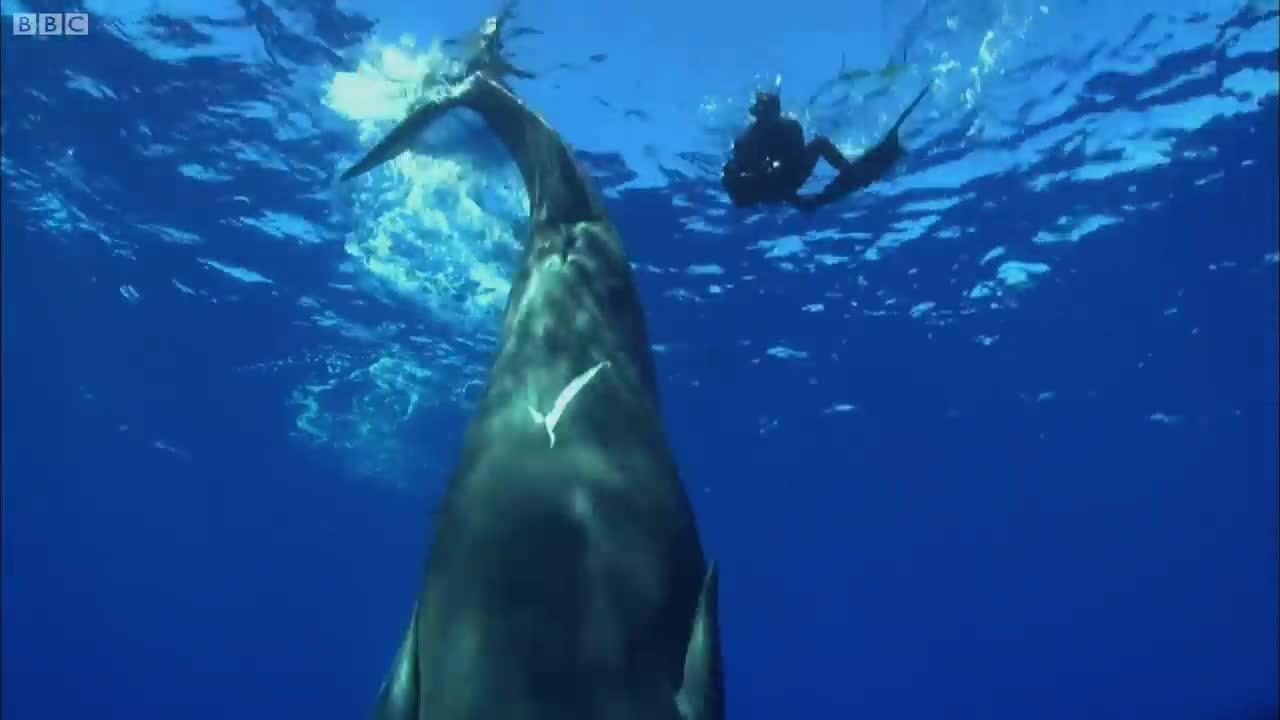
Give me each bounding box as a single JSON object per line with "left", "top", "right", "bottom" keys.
{"left": 340, "top": 72, "right": 724, "bottom": 720}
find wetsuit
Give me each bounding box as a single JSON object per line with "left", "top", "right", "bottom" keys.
{"left": 722, "top": 116, "right": 851, "bottom": 208}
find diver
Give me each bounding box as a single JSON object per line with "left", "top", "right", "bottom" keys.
{"left": 721, "top": 83, "right": 932, "bottom": 213}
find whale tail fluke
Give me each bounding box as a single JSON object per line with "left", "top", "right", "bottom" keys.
{"left": 338, "top": 73, "right": 604, "bottom": 227}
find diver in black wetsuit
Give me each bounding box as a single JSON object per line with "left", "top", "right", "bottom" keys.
{"left": 721, "top": 90, "right": 848, "bottom": 209}
{"left": 721, "top": 83, "right": 932, "bottom": 213}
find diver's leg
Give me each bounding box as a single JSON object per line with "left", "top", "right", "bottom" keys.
{"left": 787, "top": 138, "right": 850, "bottom": 212}
{"left": 792, "top": 140, "right": 897, "bottom": 212}
{"left": 793, "top": 84, "right": 933, "bottom": 211}
{"left": 837, "top": 82, "right": 931, "bottom": 186}
{"left": 806, "top": 136, "right": 852, "bottom": 173}
{"left": 789, "top": 142, "right": 900, "bottom": 213}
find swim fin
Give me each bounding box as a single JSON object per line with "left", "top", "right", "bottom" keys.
{"left": 889, "top": 82, "right": 931, "bottom": 136}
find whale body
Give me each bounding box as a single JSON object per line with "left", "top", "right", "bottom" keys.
{"left": 340, "top": 73, "right": 724, "bottom": 720}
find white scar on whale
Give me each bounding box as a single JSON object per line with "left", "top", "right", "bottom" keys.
{"left": 527, "top": 360, "right": 611, "bottom": 448}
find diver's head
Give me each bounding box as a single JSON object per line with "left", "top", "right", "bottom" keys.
{"left": 749, "top": 90, "right": 781, "bottom": 120}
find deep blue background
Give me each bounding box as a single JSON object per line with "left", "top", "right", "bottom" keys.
{"left": 2, "top": 7, "right": 1278, "bottom": 719}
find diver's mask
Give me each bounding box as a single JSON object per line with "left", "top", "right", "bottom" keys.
{"left": 748, "top": 73, "right": 783, "bottom": 120}
{"left": 748, "top": 91, "right": 781, "bottom": 120}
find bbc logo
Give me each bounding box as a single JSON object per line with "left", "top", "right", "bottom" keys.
{"left": 12, "top": 13, "right": 90, "bottom": 36}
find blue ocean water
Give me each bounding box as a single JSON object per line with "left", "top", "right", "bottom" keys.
{"left": 1, "top": 1, "right": 1277, "bottom": 718}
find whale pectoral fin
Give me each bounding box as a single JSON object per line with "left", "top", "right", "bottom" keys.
{"left": 370, "top": 602, "right": 423, "bottom": 720}
{"left": 675, "top": 562, "right": 725, "bottom": 720}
